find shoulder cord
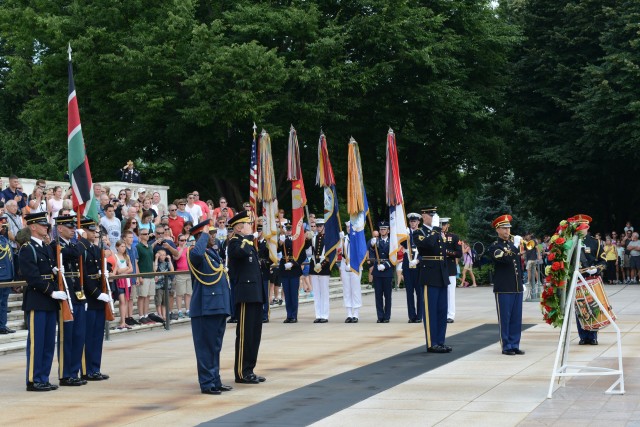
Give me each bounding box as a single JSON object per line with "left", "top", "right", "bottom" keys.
{"left": 186, "top": 247, "right": 228, "bottom": 286}
{"left": 0, "top": 241, "right": 12, "bottom": 260}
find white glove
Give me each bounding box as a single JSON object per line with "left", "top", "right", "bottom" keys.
{"left": 52, "top": 266, "right": 64, "bottom": 275}
{"left": 51, "top": 291, "right": 68, "bottom": 300}
{"left": 252, "top": 232, "right": 259, "bottom": 239}
{"left": 85, "top": 303, "right": 88, "bottom": 311}
{"left": 377, "top": 264, "right": 386, "bottom": 271}
{"left": 284, "top": 262, "right": 293, "bottom": 270}
{"left": 432, "top": 213, "right": 440, "bottom": 228}
{"left": 319, "top": 255, "right": 325, "bottom": 263}
{"left": 406, "top": 227, "right": 411, "bottom": 235}
{"left": 586, "top": 268, "right": 598, "bottom": 275}
{"left": 370, "top": 238, "right": 377, "bottom": 246}
{"left": 409, "top": 259, "right": 418, "bottom": 267}
{"left": 339, "top": 231, "right": 345, "bottom": 239}
{"left": 97, "top": 293, "right": 111, "bottom": 303}
{"left": 279, "top": 234, "right": 286, "bottom": 242}
{"left": 104, "top": 270, "right": 110, "bottom": 281}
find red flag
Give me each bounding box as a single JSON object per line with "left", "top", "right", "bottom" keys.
{"left": 287, "top": 126, "right": 307, "bottom": 259}
{"left": 249, "top": 123, "right": 258, "bottom": 215}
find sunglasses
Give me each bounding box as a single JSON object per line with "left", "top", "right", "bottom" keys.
{"left": 169, "top": 208, "right": 177, "bottom": 211}
{"left": 179, "top": 239, "right": 187, "bottom": 242}
{"left": 131, "top": 221, "right": 138, "bottom": 224}
{"left": 140, "top": 233, "right": 149, "bottom": 236}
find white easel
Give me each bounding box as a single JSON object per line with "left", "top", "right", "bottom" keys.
{"left": 547, "top": 235, "right": 625, "bottom": 398}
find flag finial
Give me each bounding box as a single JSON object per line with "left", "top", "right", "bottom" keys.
{"left": 68, "top": 43, "right": 72, "bottom": 61}
{"left": 253, "top": 122, "right": 257, "bottom": 131}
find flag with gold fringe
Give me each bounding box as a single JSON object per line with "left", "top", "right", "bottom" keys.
{"left": 316, "top": 131, "right": 340, "bottom": 269}
{"left": 346, "top": 137, "right": 369, "bottom": 273}
{"left": 257, "top": 129, "right": 279, "bottom": 263}
{"left": 287, "top": 125, "right": 307, "bottom": 260}
{"left": 385, "top": 128, "right": 407, "bottom": 265}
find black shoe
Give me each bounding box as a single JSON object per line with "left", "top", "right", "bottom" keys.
{"left": 382, "top": 319, "right": 389, "bottom": 323}
{"left": 45, "top": 382, "right": 59, "bottom": 390}
{"left": 590, "top": 339, "right": 598, "bottom": 345}
{"left": 377, "top": 319, "right": 383, "bottom": 323}
{"left": 283, "top": 318, "right": 291, "bottom": 323}
{"left": 408, "top": 319, "right": 415, "bottom": 323}
{"left": 442, "top": 345, "right": 452, "bottom": 352}
{"left": 278, "top": 299, "right": 283, "bottom": 305}
{"left": 219, "top": 384, "right": 233, "bottom": 392}
{"left": 427, "top": 346, "right": 448, "bottom": 354}
{"left": 0, "top": 327, "right": 16, "bottom": 334}
{"left": 124, "top": 317, "right": 135, "bottom": 326}
{"left": 253, "top": 375, "right": 266, "bottom": 382}
{"left": 59, "top": 377, "right": 83, "bottom": 386}
{"left": 291, "top": 318, "right": 298, "bottom": 323}
{"left": 351, "top": 318, "right": 358, "bottom": 323}
{"left": 579, "top": 339, "right": 587, "bottom": 345}
{"left": 447, "top": 318, "right": 454, "bottom": 323}
{"left": 235, "top": 375, "right": 260, "bottom": 384}
{"left": 262, "top": 319, "right": 269, "bottom": 323}
{"left": 502, "top": 350, "right": 516, "bottom": 356}
{"left": 345, "top": 317, "right": 353, "bottom": 323}
{"left": 26, "top": 382, "right": 52, "bottom": 392}
{"left": 201, "top": 387, "right": 222, "bottom": 395}
{"left": 313, "top": 319, "right": 321, "bottom": 323}
{"left": 147, "top": 313, "right": 165, "bottom": 324}
{"left": 77, "top": 377, "right": 88, "bottom": 385}
{"left": 513, "top": 349, "right": 525, "bottom": 355}
{"left": 319, "top": 319, "right": 328, "bottom": 323}
{"left": 83, "top": 372, "right": 109, "bottom": 381}
{"left": 227, "top": 318, "right": 238, "bottom": 324}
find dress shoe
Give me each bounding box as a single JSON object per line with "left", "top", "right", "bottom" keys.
{"left": 253, "top": 375, "right": 266, "bottom": 382}
{"left": 513, "top": 349, "right": 525, "bottom": 355}
{"left": 427, "top": 346, "right": 448, "bottom": 354}
{"left": 219, "top": 384, "right": 233, "bottom": 392}
{"left": 83, "top": 372, "right": 109, "bottom": 381}
{"left": 502, "top": 350, "right": 516, "bottom": 355}
{"left": 59, "top": 377, "right": 83, "bottom": 386}
{"left": 0, "top": 327, "right": 16, "bottom": 334}
{"left": 319, "top": 319, "right": 328, "bottom": 323}
{"left": 447, "top": 318, "right": 454, "bottom": 323}
{"left": 351, "top": 318, "right": 358, "bottom": 323}
{"left": 201, "top": 387, "right": 222, "bottom": 395}
{"left": 382, "top": 319, "right": 389, "bottom": 323}
{"left": 45, "top": 382, "right": 59, "bottom": 390}
{"left": 26, "top": 382, "right": 52, "bottom": 392}
{"left": 377, "top": 319, "right": 383, "bottom": 323}
{"left": 590, "top": 339, "right": 598, "bottom": 345}
{"left": 579, "top": 339, "right": 587, "bottom": 345}
{"left": 345, "top": 317, "right": 353, "bottom": 323}
{"left": 227, "top": 318, "right": 238, "bottom": 324}
{"left": 313, "top": 318, "right": 321, "bottom": 323}
{"left": 283, "top": 318, "right": 291, "bottom": 323}
{"left": 235, "top": 375, "right": 260, "bottom": 384}
{"left": 262, "top": 319, "right": 269, "bottom": 323}
{"left": 442, "top": 345, "right": 453, "bottom": 353}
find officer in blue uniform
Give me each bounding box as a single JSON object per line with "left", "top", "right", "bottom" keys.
{"left": 415, "top": 206, "right": 451, "bottom": 353}
{"left": 0, "top": 216, "right": 16, "bottom": 335}
{"left": 51, "top": 215, "right": 87, "bottom": 386}
{"left": 20, "top": 212, "right": 64, "bottom": 391}
{"left": 227, "top": 211, "right": 266, "bottom": 384}
{"left": 278, "top": 225, "right": 310, "bottom": 323}
{"left": 400, "top": 213, "right": 423, "bottom": 323}
{"left": 487, "top": 214, "right": 525, "bottom": 355}
{"left": 441, "top": 218, "right": 462, "bottom": 324}
{"left": 187, "top": 219, "right": 233, "bottom": 395}
{"left": 256, "top": 225, "right": 273, "bottom": 322}
{"left": 572, "top": 214, "right": 606, "bottom": 345}
{"left": 370, "top": 221, "right": 394, "bottom": 323}
{"left": 78, "top": 217, "right": 111, "bottom": 380}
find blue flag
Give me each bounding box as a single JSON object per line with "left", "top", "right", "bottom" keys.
{"left": 323, "top": 185, "right": 341, "bottom": 268}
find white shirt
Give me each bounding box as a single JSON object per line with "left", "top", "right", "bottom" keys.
{"left": 185, "top": 204, "right": 203, "bottom": 224}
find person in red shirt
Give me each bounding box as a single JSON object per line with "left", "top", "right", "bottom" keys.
{"left": 167, "top": 203, "right": 185, "bottom": 243}
{"left": 192, "top": 191, "right": 210, "bottom": 219}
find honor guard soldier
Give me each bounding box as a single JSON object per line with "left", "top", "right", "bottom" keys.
{"left": 78, "top": 217, "right": 111, "bottom": 380}
{"left": 51, "top": 215, "right": 88, "bottom": 386}
{"left": 278, "top": 224, "right": 309, "bottom": 323}
{"left": 441, "top": 218, "right": 462, "bottom": 324}
{"left": 257, "top": 225, "right": 273, "bottom": 322}
{"left": 117, "top": 160, "right": 142, "bottom": 183}
{"left": 187, "top": 219, "right": 233, "bottom": 395}
{"left": 572, "top": 214, "right": 606, "bottom": 345}
{"left": 20, "top": 212, "right": 63, "bottom": 391}
{"left": 488, "top": 215, "right": 525, "bottom": 355}
{"left": 415, "top": 206, "right": 451, "bottom": 353}
{"left": 309, "top": 218, "right": 332, "bottom": 323}
{"left": 399, "top": 213, "right": 423, "bottom": 323}
{"left": 340, "top": 221, "right": 362, "bottom": 323}
{"left": 370, "top": 221, "right": 394, "bottom": 323}
{"left": 227, "top": 211, "right": 266, "bottom": 384}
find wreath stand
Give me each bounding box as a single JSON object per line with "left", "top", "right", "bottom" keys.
{"left": 547, "top": 235, "right": 624, "bottom": 398}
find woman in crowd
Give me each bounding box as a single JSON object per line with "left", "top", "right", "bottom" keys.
{"left": 181, "top": 221, "right": 194, "bottom": 246}
{"left": 603, "top": 236, "right": 618, "bottom": 284}
{"left": 459, "top": 241, "right": 477, "bottom": 287}
{"left": 206, "top": 200, "right": 215, "bottom": 220}
{"left": 172, "top": 233, "right": 192, "bottom": 318}
{"left": 152, "top": 191, "right": 167, "bottom": 218}
{"left": 48, "top": 185, "right": 64, "bottom": 224}
{"left": 123, "top": 217, "right": 140, "bottom": 246}
{"left": 113, "top": 240, "right": 134, "bottom": 329}
{"left": 138, "top": 210, "right": 155, "bottom": 237}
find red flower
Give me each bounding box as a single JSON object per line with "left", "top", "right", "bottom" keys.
{"left": 556, "top": 237, "right": 566, "bottom": 245}
{"left": 544, "top": 305, "right": 552, "bottom": 312}
{"left": 551, "top": 261, "right": 563, "bottom": 271}
{"left": 546, "top": 318, "right": 553, "bottom": 324}
{"left": 548, "top": 252, "right": 556, "bottom": 261}
{"left": 576, "top": 224, "right": 589, "bottom": 231}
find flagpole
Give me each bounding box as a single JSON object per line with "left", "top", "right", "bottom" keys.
{"left": 366, "top": 210, "right": 380, "bottom": 263}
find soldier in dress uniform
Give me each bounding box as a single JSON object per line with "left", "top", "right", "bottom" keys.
{"left": 77, "top": 217, "right": 111, "bottom": 380}
{"left": 487, "top": 214, "right": 525, "bottom": 355}
{"left": 309, "top": 218, "right": 332, "bottom": 323}
{"left": 187, "top": 219, "right": 233, "bottom": 395}
{"left": 572, "top": 214, "right": 606, "bottom": 345}
{"left": 415, "top": 206, "right": 451, "bottom": 353}
{"left": 227, "top": 211, "right": 266, "bottom": 384}
{"left": 340, "top": 221, "right": 363, "bottom": 323}
{"left": 21, "top": 212, "right": 65, "bottom": 391}
{"left": 278, "top": 224, "right": 309, "bottom": 323}
{"left": 370, "top": 221, "right": 394, "bottom": 323}
{"left": 398, "top": 212, "right": 423, "bottom": 323}
{"left": 117, "top": 160, "right": 142, "bottom": 183}
{"left": 51, "top": 215, "right": 87, "bottom": 386}
{"left": 257, "top": 225, "right": 273, "bottom": 323}
{"left": 441, "top": 218, "right": 462, "bottom": 324}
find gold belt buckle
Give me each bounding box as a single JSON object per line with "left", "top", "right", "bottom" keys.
{"left": 75, "top": 291, "right": 86, "bottom": 300}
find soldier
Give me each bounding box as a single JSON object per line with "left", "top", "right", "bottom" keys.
{"left": 441, "top": 218, "right": 462, "bottom": 324}
{"left": 340, "top": 221, "right": 362, "bottom": 323}
{"left": 398, "top": 212, "right": 422, "bottom": 323}
{"left": 487, "top": 214, "right": 525, "bottom": 355}
{"left": 370, "top": 221, "right": 393, "bottom": 323}
{"left": 309, "top": 218, "right": 332, "bottom": 323}
{"left": 257, "top": 225, "right": 272, "bottom": 322}
{"left": 278, "top": 224, "right": 309, "bottom": 323}
{"left": 20, "top": 212, "right": 63, "bottom": 391}
{"left": 415, "top": 206, "right": 451, "bottom": 353}
{"left": 187, "top": 219, "right": 233, "bottom": 395}
{"left": 51, "top": 215, "right": 87, "bottom": 386}
{"left": 78, "top": 217, "right": 111, "bottom": 380}
{"left": 117, "top": 160, "right": 142, "bottom": 183}
{"left": 573, "top": 214, "right": 606, "bottom": 345}
{"left": 227, "top": 211, "right": 266, "bottom": 384}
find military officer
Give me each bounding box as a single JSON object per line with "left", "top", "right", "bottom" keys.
{"left": 398, "top": 212, "right": 423, "bottom": 323}
{"left": 573, "top": 214, "right": 606, "bottom": 345}
{"left": 370, "top": 221, "right": 394, "bottom": 323}
{"left": 441, "top": 218, "right": 462, "bottom": 324}
{"left": 488, "top": 214, "right": 525, "bottom": 355}
{"left": 415, "top": 206, "right": 451, "bottom": 353}
{"left": 227, "top": 211, "right": 266, "bottom": 384}
{"left": 21, "top": 212, "right": 63, "bottom": 391}
{"left": 257, "top": 225, "right": 273, "bottom": 322}
{"left": 117, "top": 160, "right": 142, "bottom": 183}
{"left": 278, "top": 224, "right": 309, "bottom": 323}
{"left": 309, "top": 218, "right": 332, "bottom": 323}
{"left": 51, "top": 215, "right": 87, "bottom": 386}
{"left": 187, "top": 219, "right": 233, "bottom": 395}
{"left": 78, "top": 217, "right": 111, "bottom": 380}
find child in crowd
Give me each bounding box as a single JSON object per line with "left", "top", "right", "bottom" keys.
{"left": 153, "top": 248, "right": 174, "bottom": 322}
{"left": 114, "top": 240, "right": 134, "bottom": 329}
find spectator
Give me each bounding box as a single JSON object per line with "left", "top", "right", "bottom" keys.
{"left": 212, "top": 197, "right": 234, "bottom": 222}
{"left": 124, "top": 188, "right": 133, "bottom": 206}
{"left": 153, "top": 248, "right": 174, "bottom": 322}
{"left": 175, "top": 199, "right": 193, "bottom": 223}
{"left": 4, "top": 200, "right": 23, "bottom": 250}
{"left": 191, "top": 191, "right": 209, "bottom": 219}
{"left": 93, "top": 183, "right": 103, "bottom": 197}
{"left": 2, "top": 175, "right": 26, "bottom": 210}
{"left": 29, "top": 179, "right": 46, "bottom": 199}
{"left": 603, "top": 237, "right": 618, "bottom": 285}
{"left": 151, "top": 225, "right": 178, "bottom": 257}
{"left": 47, "top": 185, "right": 64, "bottom": 224}
{"left": 127, "top": 201, "right": 142, "bottom": 224}
{"left": 0, "top": 216, "right": 15, "bottom": 334}
{"left": 277, "top": 208, "right": 289, "bottom": 227}
{"left": 167, "top": 204, "right": 184, "bottom": 243}
{"left": 136, "top": 188, "right": 147, "bottom": 206}
{"left": 138, "top": 210, "right": 156, "bottom": 237}
{"left": 185, "top": 193, "right": 203, "bottom": 224}
{"left": 459, "top": 241, "right": 477, "bottom": 287}
{"left": 624, "top": 221, "right": 634, "bottom": 233}
{"left": 122, "top": 217, "right": 139, "bottom": 245}
{"left": 616, "top": 236, "right": 625, "bottom": 284}
{"left": 214, "top": 216, "right": 228, "bottom": 240}
{"left": 28, "top": 186, "right": 47, "bottom": 214}
{"left": 151, "top": 191, "right": 167, "bottom": 218}
{"left": 113, "top": 240, "right": 133, "bottom": 330}
{"left": 182, "top": 221, "right": 195, "bottom": 246}
{"left": 118, "top": 160, "right": 142, "bottom": 183}
{"left": 100, "top": 204, "right": 121, "bottom": 249}
{"left": 622, "top": 230, "right": 633, "bottom": 283}
{"left": 98, "top": 194, "right": 110, "bottom": 218}
{"left": 136, "top": 228, "right": 155, "bottom": 324}
{"left": 205, "top": 199, "right": 215, "bottom": 219}
{"left": 627, "top": 232, "right": 640, "bottom": 284}
{"left": 142, "top": 197, "right": 159, "bottom": 225}
{"left": 123, "top": 230, "right": 140, "bottom": 326}
{"left": 172, "top": 233, "right": 192, "bottom": 319}
{"left": 243, "top": 202, "right": 252, "bottom": 212}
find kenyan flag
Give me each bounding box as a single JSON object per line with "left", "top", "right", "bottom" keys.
{"left": 68, "top": 45, "right": 98, "bottom": 222}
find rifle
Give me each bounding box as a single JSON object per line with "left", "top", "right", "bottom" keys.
{"left": 100, "top": 242, "right": 116, "bottom": 322}
{"left": 56, "top": 241, "right": 74, "bottom": 322}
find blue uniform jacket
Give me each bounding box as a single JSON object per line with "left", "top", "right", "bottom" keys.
{"left": 77, "top": 238, "right": 105, "bottom": 310}
{"left": 278, "top": 237, "right": 309, "bottom": 278}
{"left": 49, "top": 239, "right": 83, "bottom": 305}
{"left": 227, "top": 234, "right": 265, "bottom": 304}
{"left": 19, "top": 238, "right": 58, "bottom": 311}
{"left": 370, "top": 238, "right": 393, "bottom": 279}
{"left": 415, "top": 225, "right": 448, "bottom": 287}
{"left": 488, "top": 238, "right": 524, "bottom": 293}
{"left": 188, "top": 232, "right": 231, "bottom": 317}
{"left": 444, "top": 232, "right": 462, "bottom": 276}
{"left": 0, "top": 235, "right": 14, "bottom": 281}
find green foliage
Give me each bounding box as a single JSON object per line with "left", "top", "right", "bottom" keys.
{"left": 474, "top": 263, "right": 494, "bottom": 286}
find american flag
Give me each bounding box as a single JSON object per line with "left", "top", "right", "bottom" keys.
{"left": 249, "top": 123, "right": 258, "bottom": 214}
